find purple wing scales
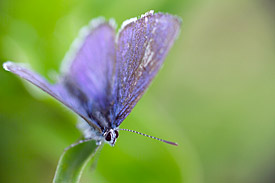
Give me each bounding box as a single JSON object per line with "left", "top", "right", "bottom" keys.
{"left": 3, "top": 20, "right": 117, "bottom": 131}
{"left": 64, "top": 21, "right": 116, "bottom": 128}
{"left": 113, "top": 12, "right": 181, "bottom": 126}
{"left": 2, "top": 61, "right": 101, "bottom": 130}
{"left": 67, "top": 22, "right": 116, "bottom": 109}
{"left": 3, "top": 13, "right": 181, "bottom": 133}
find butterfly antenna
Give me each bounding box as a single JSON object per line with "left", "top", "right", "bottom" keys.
{"left": 118, "top": 128, "right": 178, "bottom": 146}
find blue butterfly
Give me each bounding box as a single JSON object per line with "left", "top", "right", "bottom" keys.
{"left": 3, "top": 10, "right": 181, "bottom": 147}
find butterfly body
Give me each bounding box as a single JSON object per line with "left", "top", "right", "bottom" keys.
{"left": 64, "top": 77, "right": 119, "bottom": 146}
{"left": 3, "top": 11, "right": 181, "bottom": 147}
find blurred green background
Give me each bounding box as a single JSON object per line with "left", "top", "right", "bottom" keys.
{"left": 0, "top": 0, "right": 275, "bottom": 182}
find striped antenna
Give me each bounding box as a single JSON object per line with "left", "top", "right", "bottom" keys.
{"left": 118, "top": 128, "right": 178, "bottom": 146}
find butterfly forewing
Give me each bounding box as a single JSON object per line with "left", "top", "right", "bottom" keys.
{"left": 113, "top": 13, "right": 181, "bottom": 127}
{"left": 62, "top": 20, "right": 117, "bottom": 129}
{"left": 66, "top": 22, "right": 116, "bottom": 111}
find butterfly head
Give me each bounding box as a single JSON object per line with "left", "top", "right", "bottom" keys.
{"left": 103, "top": 129, "right": 119, "bottom": 146}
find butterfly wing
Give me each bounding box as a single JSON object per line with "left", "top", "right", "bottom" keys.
{"left": 113, "top": 12, "right": 181, "bottom": 127}
{"left": 2, "top": 61, "right": 99, "bottom": 128}
{"left": 63, "top": 19, "right": 116, "bottom": 110}
{"left": 62, "top": 19, "right": 116, "bottom": 129}
{"left": 3, "top": 19, "right": 117, "bottom": 131}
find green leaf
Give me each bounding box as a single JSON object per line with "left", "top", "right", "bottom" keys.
{"left": 53, "top": 140, "right": 99, "bottom": 183}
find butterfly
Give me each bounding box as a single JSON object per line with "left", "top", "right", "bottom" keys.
{"left": 3, "top": 10, "right": 181, "bottom": 147}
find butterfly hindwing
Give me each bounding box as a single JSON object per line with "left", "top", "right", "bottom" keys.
{"left": 3, "top": 20, "right": 117, "bottom": 131}
{"left": 2, "top": 62, "right": 95, "bottom": 127}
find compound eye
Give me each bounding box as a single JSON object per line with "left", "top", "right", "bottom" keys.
{"left": 114, "top": 130, "right": 119, "bottom": 138}
{"left": 105, "top": 132, "right": 112, "bottom": 141}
